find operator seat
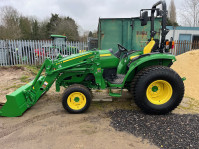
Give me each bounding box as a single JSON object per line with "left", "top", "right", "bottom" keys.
{"left": 130, "top": 39, "right": 156, "bottom": 60}
{"left": 143, "top": 39, "right": 156, "bottom": 54}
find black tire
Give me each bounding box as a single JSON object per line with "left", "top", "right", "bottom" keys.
{"left": 130, "top": 66, "right": 184, "bottom": 114}
{"left": 62, "top": 84, "right": 92, "bottom": 113}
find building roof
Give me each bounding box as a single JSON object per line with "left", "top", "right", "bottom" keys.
{"left": 167, "top": 26, "right": 199, "bottom": 31}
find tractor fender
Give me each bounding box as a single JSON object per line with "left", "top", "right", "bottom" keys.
{"left": 122, "top": 53, "right": 176, "bottom": 85}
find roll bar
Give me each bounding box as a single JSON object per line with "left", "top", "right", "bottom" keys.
{"left": 140, "top": 0, "right": 168, "bottom": 52}
{"left": 152, "top": 0, "right": 168, "bottom": 51}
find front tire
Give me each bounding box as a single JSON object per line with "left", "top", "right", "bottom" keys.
{"left": 62, "top": 84, "right": 92, "bottom": 113}
{"left": 131, "top": 66, "right": 184, "bottom": 114}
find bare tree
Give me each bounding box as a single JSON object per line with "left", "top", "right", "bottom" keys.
{"left": 180, "top": 0, "right": 199, "bottom": 27}
{"left": 79, "top": 31, "right": 89, "bottom": 42}
{"left": 168, "top": 0, "right": 177, "bottom": 24}
{"left": 0, "top": 6, "right": 21, "bottom": 39}
{"left": 92, "top": 30, "right": 98, "bottom": 38}
{"left": 0, "top": 7, "right": 81, "bottom": 40}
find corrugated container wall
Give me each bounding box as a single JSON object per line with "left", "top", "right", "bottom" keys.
{"left": 98, "top": 17, "right": 161, "bottom": 52}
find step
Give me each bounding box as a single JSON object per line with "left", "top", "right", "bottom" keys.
{"left": 108, "top": 88, "right": 122, "bottom": 97}
{"left": 107, "top": 74, "right": 125, "bottom": 84}
{"left": 109, "top": 92, "right": 122, "bottom": 97}
{"left": 91, "top": 89, "right": 132, "bottom": 101}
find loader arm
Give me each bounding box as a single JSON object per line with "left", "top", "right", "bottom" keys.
{"left": 0, "top": 51, "right": 106, "bottom": 117}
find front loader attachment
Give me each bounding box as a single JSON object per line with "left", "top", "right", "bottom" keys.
{"left": 0, "top": 77, "right": 46, "bottom": 117}
{"left": 0, "top": 52, "right": 94, "bottom": 117}
{"left": 0, "top": 59, "right": 56, "bottom": 117}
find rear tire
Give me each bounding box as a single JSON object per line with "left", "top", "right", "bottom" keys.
{"left": 62, "top": 84, "right": 92, "bottom": 113}
{"left": 131, "top": 66, "right": 184, "bottom": 114}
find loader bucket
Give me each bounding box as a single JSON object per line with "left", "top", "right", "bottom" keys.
{"left": 0, "top": 76, "right": 45, "bottom": 117}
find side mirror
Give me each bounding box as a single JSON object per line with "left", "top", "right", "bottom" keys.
{"left": 140, "top": 11, "right": 148, "bottom": 26}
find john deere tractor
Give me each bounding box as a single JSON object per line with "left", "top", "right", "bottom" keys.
{"left": 38, "top": 35, "right": 78, "bottom": 57}
{"left": 0, "top": 0, "right": 184, "bottom": 117}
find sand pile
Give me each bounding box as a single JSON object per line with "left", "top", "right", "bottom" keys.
{"left": 171, "top": 50, "right": 199, "bottom": 100}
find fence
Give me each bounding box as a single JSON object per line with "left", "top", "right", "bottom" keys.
{"left": 171, "top": 40, "right": 199, "bottom": 56}
{"left": 0, "top": 40, "right": 88, "bottom": 66}
{"left": 0, "top": 40, "right": 198, "bottom": 66}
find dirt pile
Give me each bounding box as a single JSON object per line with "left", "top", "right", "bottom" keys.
{"left": 171, "top": 50, "right": 199, "bottom": 100}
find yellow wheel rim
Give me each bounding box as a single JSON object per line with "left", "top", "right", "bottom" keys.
{"left": 146, "top": 80, "right": 173, "bottom": 105}
{"left": 67, "top": 92, "right": 87, "bottom": 110}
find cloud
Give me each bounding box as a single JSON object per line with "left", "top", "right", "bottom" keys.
{"left": 0, "top": 0, "right": 183, "bottom": 31}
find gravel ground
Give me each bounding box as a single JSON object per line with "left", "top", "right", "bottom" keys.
{"left": 109, "top": 110, "right": 199, "bottom": 149}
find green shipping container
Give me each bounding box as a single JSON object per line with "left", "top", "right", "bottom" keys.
{"left": 98, "top": 17, "right": 161, "bottom": 52}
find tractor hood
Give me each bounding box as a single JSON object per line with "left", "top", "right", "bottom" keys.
{"left": 52, "top": 50, "right": 120, "bottom": 70}
{"left": 53, "top": 51, "right": 94, "bottom": 69}
{"left": 99, "top": 50, "right": 120, "bottom": 69}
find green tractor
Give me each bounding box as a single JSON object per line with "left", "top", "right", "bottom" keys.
{"left": 51, "top": 34, "right": 79, "bottom": 55}
{"left": 50, "top": 35, "right": 78, "bottom": 56}
{"left": 0, "top": 0, "right": 185, "bottom": 117}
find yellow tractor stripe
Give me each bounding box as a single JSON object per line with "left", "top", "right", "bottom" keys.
{"left": 56, "top": 53, "right": 92, "bottom": 64}
{"left": 100, "top": 54, "right": 111, "bottom": 57}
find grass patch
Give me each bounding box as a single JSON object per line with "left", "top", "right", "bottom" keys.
{"left": 0, "top": 65, "right": 41, "bottom": 75}
{"left": 15, "top": 65, "right": 42, "bottom": 75}
{"left": 24, "top": 65, "right": 41, "bottom": 75}
{"left": 0, "top": 65, "right": 24, "bottom": 70}
{"left": 20, "top": 75, "right": 29, "bottom": 83}
{"left": 177, "top": 96, "right": 199, "bottom": 113}
{"left": 5, "top": 84, "right": 25, "bottom": 90}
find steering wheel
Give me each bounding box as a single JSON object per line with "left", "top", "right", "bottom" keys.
{"left": 118, "top": 44, "right": 128, "bottom": 53}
